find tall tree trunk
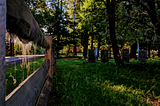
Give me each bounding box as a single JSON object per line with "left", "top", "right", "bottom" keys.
{"left": 0, "top": 0, "right": 6, "bottom": 105}
{"left": 130, "top": 43, "right": 137, "bottom": 58}
{"left": 83, "top": 31, "right": 89, "bottom": 57}
{"left": 91, "top": 35, "right": 93, "bottom": 50}
{"left": 105, "top": 0, "right": 122, "bottom": 65}
{"left": 97, "top": 39, "right": 101, "bottom": 58}
{"left": 73, "top": 45, "right": 77, "bottom": 57}
{"left": 83, "top": 45, "right": 88, "bottom": 57}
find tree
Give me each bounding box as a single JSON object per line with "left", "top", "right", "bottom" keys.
{"left": 26, "top": 0, "right": 75, "bottom": 55}
{"left": 103, "top": 0, "right": 123, "bottom": 65}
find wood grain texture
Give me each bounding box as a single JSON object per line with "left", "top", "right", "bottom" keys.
{"left": 6, "top": 60, "right": 50, "bottom": 106}
{"left": 45, "top": 36, "right": 53, "bottom": 77}
{"left": 7, "top": 0, "right": 49, "bottom": 48}
{"left": 0, "top": 0, "right": 6, "bottom": 105}
{"left": 36, "top": 76, "right": 52, "bottom": 106}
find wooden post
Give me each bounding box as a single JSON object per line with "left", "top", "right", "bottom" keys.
{"left": 45, "top": 36, "right": 52, "bottom": 77}
{"left": 0, "top": 0, "right": 6, "bottom": 105}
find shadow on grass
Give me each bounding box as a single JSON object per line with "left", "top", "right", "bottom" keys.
{"left": 48, "top": 59, "right": 159, "bottom": 106}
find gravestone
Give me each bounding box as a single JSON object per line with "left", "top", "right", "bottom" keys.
{"left": 139, "top": 50, "right": 147, "bottom": 62}
{"left": 94, "top": 47, "right": 98, "bottom": 59}
{"left": 88, "top": 49, "right": 95, "bottom": 63}
{"left": 121, "top": 49, "right": 129, "bottom": 63}
{"left": 101, "top": 50, "right": 108, "bottom": 62}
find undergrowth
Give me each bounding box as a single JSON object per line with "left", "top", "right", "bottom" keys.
{"left": 48, "top": 59, "right": 160, "bottom": 106}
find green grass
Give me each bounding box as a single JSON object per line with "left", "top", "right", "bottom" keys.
{"left": 48, "top": 59, "right": 160, "bottom": 106}
{"left": 6, "top": 58, "right": 45, "bottom": 96}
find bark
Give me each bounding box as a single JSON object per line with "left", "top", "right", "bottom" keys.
{"left": 105, "top": 0, "right": 122, "bottom": 65}
{"left": 129, "top": 43, "right": 137, "bottom": 58}
{"left": 83, "top": 45, "right": 88, "bottom": 57}
{"left": 98, "top": 42, "right": 100, "bottom": 58}
{"left": 91, "top": 35, "right": 93, "bottom": 50}
{"left": 73, "top": 45, "right": 77, "bottom": 57}
{"left": 0, "top": 0, "right": 6, "bottom": 105}
{"left": 82, "top": 31, "right": 89, "bottom": 57}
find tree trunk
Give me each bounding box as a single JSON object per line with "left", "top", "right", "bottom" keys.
{"left": 83, "top": 45, "right": 88, "bottom": 57}
{"left": 91, "top": 35, "right": 93, "bottom": 49}
{"left": 0, "top": 0, "right": 6, "bottom": 105}
{"left": 106, "top": 0, "right": 122, "bottom": 65}
{"left": 82, "top": 31, "right": 89, "bottom": 57}
{"left": 73, "top": 45, "right": 77, "bottom": 57}
{"left": 98, "top": 42, "right": 100, "bottom": 58}
{"left": 130, "top": 43, "right": 137, "bottom": 58}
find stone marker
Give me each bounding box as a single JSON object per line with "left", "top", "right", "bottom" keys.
{"left": 94, "top": 47, "right": 98, "bottom": 59}
{"left": 139, "top": 50, "right": 147, "bottom": 62}
{"left": 101, "top": 50, "right": 108, "bottom": 62}
{"left": 121, "top": 49, "right": 129, "bottom": 63}
{"left": 88, "top": 49, "right": 95, "bottom": 63}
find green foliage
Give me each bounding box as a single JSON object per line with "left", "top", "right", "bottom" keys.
{"left": 48, "top": 59, "right": 160, "bottom": 105}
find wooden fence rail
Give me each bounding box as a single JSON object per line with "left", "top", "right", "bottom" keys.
{"left": 5, "top": 60, "right": 50, "bottom": 106}
{"left": 0, "top": 0, "right": 53, "bottom": 105}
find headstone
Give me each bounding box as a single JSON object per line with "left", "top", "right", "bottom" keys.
{"left": 121, "top": 49, "right": 129, "bottom": 63}
{"left": 88, "top": 49, "right": 95, "bottom": 63}
{"left": 94, "top": 47, "right": 98, "bottom": 59}
{"left": 101, "top": 50, "right": 108, "bottom": 62}
{"left": 139, "top": 50, "right": 147, "bottom": 62}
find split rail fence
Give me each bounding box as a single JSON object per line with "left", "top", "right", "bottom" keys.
{"left": 0, "top": 0, "right": 55, "bottom": 106}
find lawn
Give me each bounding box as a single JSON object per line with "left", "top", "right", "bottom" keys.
{"left": 6, "top": 58, "right": 45, "bottom": 96}
{"left": 47, "top": 59, "right": 160, "bottom": 106}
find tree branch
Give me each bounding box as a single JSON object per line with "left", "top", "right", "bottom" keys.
{"left": 125, "top": 15, "right": 154, "bottom": 29}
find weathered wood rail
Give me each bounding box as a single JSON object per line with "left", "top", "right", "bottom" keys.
{"left": 5, "top": 60, "right": 50, "bottom": 106}
{"left": 0, "top": 0, "right": 7, "bottom": 106}
{"left": 0, "top": 0, "right": 54, "bottom": 105}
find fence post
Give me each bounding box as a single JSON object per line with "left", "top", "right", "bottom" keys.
{"left": 0, "top": 0, "right": 6, "bottom": 105}
{"left": 45, "top": 36, "right": 53, "bottom": 77}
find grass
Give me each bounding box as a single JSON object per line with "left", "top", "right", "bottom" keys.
{"left": 48, "top": 59, "right": 160, "bottom": 106}
{"left": 6, "top": 58, "right": 45, "bottom": 96}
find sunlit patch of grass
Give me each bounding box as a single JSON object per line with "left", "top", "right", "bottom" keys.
{"left": 47, "top": 59, "right": 160, "bottom": 105}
